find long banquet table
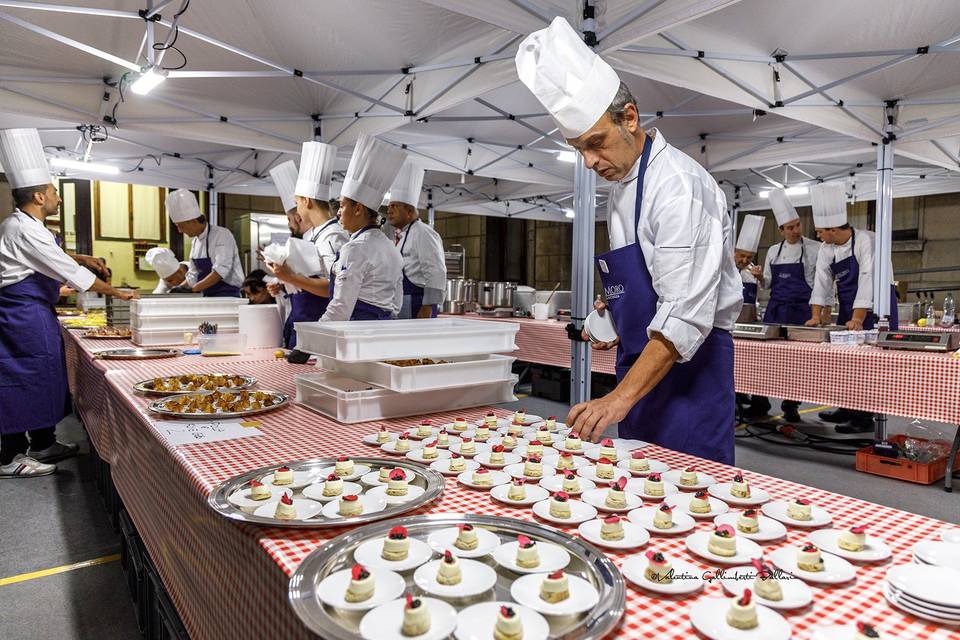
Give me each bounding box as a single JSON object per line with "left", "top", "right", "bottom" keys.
{"left": 61, "top": 326, "right": 958, "bottom": 640}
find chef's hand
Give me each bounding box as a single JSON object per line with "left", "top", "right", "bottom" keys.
{"left": 567, "top": 391, "right": 632, "bottom": 444}
{"left": 117, "top": 290, "right": 139, "bottom": 301}
{"left": 581, "top": 297, "right": 619, "bottom": 349}
{"left": 845, "top": 318, "right": 864, "bottom": 331}
{"left": 265, "top": 260, "right": 294, "bottom": 282}
{"left": 416, "top": 305, "right": 434, "bottom": 319}
{"left": 804, "top": 317, "right": 821, "bottom": 327}
{"left": 748, "top": 264, "right": 763, "bottom": 280}
{"left": 59, "top": 286, "right": 75, "bottom": 297}
{"left": 266, "top": 282, "right": 283, "bottom": 298}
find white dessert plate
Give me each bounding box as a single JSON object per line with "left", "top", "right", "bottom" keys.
{"left": 616, "top": 458, "right": 671, "bottom": 476}
{"left": 665, "top": 493, "right": 730, "bottom": 519}
{"left": 456, "top": 469, "right": 510, "bottom": 490}
{"left": 359, "top": 597, "right": 458, "bottom": 640}
{"left": 448, "top": 442, "right": 491, "bottom": 458}
{"left": 316, "top": 464, "right": 372, "bottom": 482}
{"left": 353, "top": 536, "right": 434, "bottom": 572}
{"left": 719, "top": 565, "right": 814, "bottom": 610}
{"left": 707, "top": 483, "right": 772, "bottom": 507}
{"left": 366, "top": 484, "right": 427, "bottom": 505}
{"left": 627, "top": 506, "right": 697, "bottom": 536}
{"left": 490, "top": 483, "right": 549, "bottom": 506}
{"left": 530, "top": 419, "right": 567, "bottom": 431}
{"left": 532, "top": 497, "right": 598, "bottom": 525}
{"left": 405, "top": 448, "right": 452, "bottom": 464}
{"left": 713, "top": 512, "right": 788, "bottom": 543}
{"left": 429, "top": 458, "right": 480, "bottom": 476}
{"left": 413, "top": 558, "right": 498, "bottom": 599}
{"left": 685, "top": 531, "right": 763, "bottom": 565}
{"left": 492, "top": 541, "right": 570, "bottom": 574}
{"left": 576, "top": 465, "right": 631, "bottom": 485}
{"left": 552, "top": 442, "right": 590, "bottom": 455}
{"left": 584, "top": 447, "right": 633, "bottom": 463}
{"left": 585, "top": 308, "right": 618, "bottom": 342}
{"left": 473, "top": 451, "right": 522, "bottom": 468}
{"left": 689, "top": 597, "right": 791, "bottom": 640}
{"left": 317, "top": 567, "right": 406, "bottom": 611}
{"left": 580, "top": 488, "right": 644, "bottom": 513}
{"left": 360, "top": 468, "right": 415, "bottom": 487}
{"left": 320, "top": 494, "right": 387, "bottom": 520}
{"left": 427, "top": 526, "right": 500, "bottom": 560}
{"left": 253, "top": 498, "right": 323, "bottom": 521}
{"left": 504, "top": 462, "right": 557, "bottom": 480}
{"left": 434, "top": 435, "right": 463, "bottom": 449}
{"left": 494, "top": 413, "right": 543, "bottom": 426}
{"left": 941, "top": 527, "right": 960, "bottom": 544}
{"left": 809, "top": 529, "right": 892, "bottom": 563}
{"left": 888, "top": 582, "right": 960, "bottom": 616}
{"left": 884, "top": 584, "right": 960, "bottom": 626}
{"left": 912, "top": 540, "right": 960, "bottom": 571}
{"left": 227, "top": 486, "right": 286, "bottom": 510}
{"left": 620, "top": 554, "right": 704, "bottom": 595}
{"left": 885, "top": 563, "right": 960, "bottom": 607}
{"left": 380, "top": 440, "right": 423, "bottom": 455}
{"left": 511, "top": 446, "right": 560, "bottom": 462}
{"left": 510, "top": 573, "right": 599, "bottom": 616}
{"left": 518, "top": 433, "right": 559, "bottom": 447}
{"left": 538, "top": 475, "right": 596, "bottom": 495}
{"left": 662, "top": 470, "right": 717, "bottom": 490}
{"left": 546, "top": 456, "right": 590, "bottom": 471}
{"left": 768, "top": 546, "right": 856, "bottom": 585}
{"left": 624, "top": 478, "right": 679, "bottom": 501}
{"left": 440, "top": 421, "right": 474, "bottom": 433}
{"left": 301, "top": 481, "right": 363, "bottom": 503}
{"left": 408, "top": 427, "right": 440, "bottom": 441}
{"left": 362, "top": 433, "right": 396, "bottom": 446}
{"left": 761, "top": 500, "right": 832, "bottom": 528}
{"left": 578, "top": 518, "right": 650, "bottom": 550}
{"left": 453, "top": 602, "right": 549, "bottom": 640}
{"left": 260, "top": 470, "right": 318, "bottom": 490}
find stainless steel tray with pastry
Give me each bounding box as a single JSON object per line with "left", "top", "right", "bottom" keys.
{"left": 148, "top": 389, "right": 288, "bottom": 419}
{"left": 134, "top": 373, "right": 257, "bottom": 396}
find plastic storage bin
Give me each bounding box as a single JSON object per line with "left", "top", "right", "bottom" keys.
{"left": 855, "top": 434, "right": 958, "bottom": 484}
{"left": 316, "top": 353, "right": 516, "bottom": 392}
{"left": 295, "top": 371, "right": 518, "bottom": 423}
{"left": 198, "top": 333, "right": 247, "bottom": 356}
{"left": 132, "top": 313, "right": 240, "bottom": 331}
{"left": 131, "top": 297, "right": 248, "bottom": 317}
{"left": 133, "top": 327, "right": 238, "bottom": 347}
{"left": 294, "top": 318, "right": 519, "bottom": 362}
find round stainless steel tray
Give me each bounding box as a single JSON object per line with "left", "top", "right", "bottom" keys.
{"left": 148, "top": 390, "right": 289, "bottom": 419}
{"left": 288, "top": 513, "right": 625, "bottom": 640}
{"left": 134, "top": 373, "right": 257, "bottom": 396}
{"left": 208, "top": 457, "right": 444, "bottom": 529}
{"left": 81, "top": 332, "right": 132, "bottom": 340}
{"left": 95, "top": 347, "right": 181, "bottom": 360}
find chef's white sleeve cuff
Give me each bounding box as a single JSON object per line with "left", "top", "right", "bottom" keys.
{"left": 422, "top": 287, "right": 444, "bottom": 306}
{"left": 853, "top": 298, "right": 874, "bottom": 311}
{"left": 67, "top": 266, "right": 97, "bottom": 293}
{"left": 647, "top": 304, "right": 707, "bottom": 363}
{"left": 808, "top": 295, "right": 833, "bottom": 307}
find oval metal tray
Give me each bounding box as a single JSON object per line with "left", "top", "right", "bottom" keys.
{"left": 95, "top": 347, "right": 181, "bottom": 360}
{"left": 208, "top": 457, "right": 444, "bottom": 529}
{"left": 134, "top": 373, "right": 257, "bottom": 396}
{"left": 288, "top": 513, "right": 625, "bottom": 640}
{"left": 148, "top": 390, "right": 289, "bottom": 419}
{"left": 82, "top": 333, "right": 133, "bottom": 340}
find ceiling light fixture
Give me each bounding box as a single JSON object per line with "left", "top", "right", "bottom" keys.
{"left": 50, "top": 157, "right": 120, "bottom": 175}
{"left": 556, "top": 151, "right": 577, "bottom": 163}
{"left": 564, "top": 207, "right": 575, "bottom": 219}
{"left": 131, "top": 67, "right": 167, "bottom": 96}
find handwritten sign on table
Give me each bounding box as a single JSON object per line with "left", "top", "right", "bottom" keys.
{"left": 150, "top": 420, "right": 263, "bottom": 447}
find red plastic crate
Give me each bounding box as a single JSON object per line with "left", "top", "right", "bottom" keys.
{"left": 855, "top": 434, "right": 959, "bottom": 484}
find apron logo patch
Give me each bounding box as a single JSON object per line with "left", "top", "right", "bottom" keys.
{"left": 778, "top": 273, "right": 790, "bottom": 279}
{"left": 604, "top": 284, "right": 625, "bottom": 299}
{"left": 835, "top": 269, "right": 849, "bottom": 279}
{"left": 598, "top": 259, "right": 609, "bottom": 274}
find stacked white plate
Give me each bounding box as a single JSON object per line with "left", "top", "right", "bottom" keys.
{"left": 884, "top": 564, "right": 960, "bottom": 626}
{"left": 912, "top": 540, "right": 960, "bottom": 571}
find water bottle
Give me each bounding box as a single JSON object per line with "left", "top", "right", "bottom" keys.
{"left": 926, "top": 298, "right": 936, "bottom": 327}
{"left": 943, "top": 293, "right": 956, "bottom": 327}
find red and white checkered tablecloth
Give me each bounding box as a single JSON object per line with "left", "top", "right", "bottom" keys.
{"left": 56, "top": 324, "right": 956, "bottom": 640}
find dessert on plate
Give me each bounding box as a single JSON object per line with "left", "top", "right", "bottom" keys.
{"left": 556, "top": 452, "right": 576, "bottom": 471}
{"left": 838, "top": 525, "right": 868, "bottom": 552}
{"left": 437, "top": 429, "right": 450, "bottom": 448}
{"left": 644, "top": 472, "right": 665, "bottom": 496}
{"left": 730, "top": 471, "right": 750, "bottom": 498}
{"left": 345, "top": 564, "right": 375, "bottom": 603}
{"left": 726, "top": 588, "right": 758, "bottom": 630}
{"left": 787, "top": 498, "right": 812, "bottom": 521}
{"left": 402, "top": 593, "right": 431, "bottom": 637}
{"left": 382, "top": 525, "right": 410, "bottom": 561}
{"left": 485, "top": 412, "right": 499, "bottom": 427}
{"left": 629, "top": 450, "right": 650, "bottom": 474}
{"left": 507, "top": 478, "right": 527, "bottom": 501}
{"left": 564, "top": 433, "right": 582, "bottom": 451}
{"left": 737, "top": 509, "right": 760, "bottom": 534}
{"left": 562, "top": 470, "right": 581, "bottom": 493}
{"left": 274, "top": 493, "right": 297, "bottom": 520}
{"left": 595, "top": 457, "right": 615, "bottom": 480}
{"left": 494, "top": 606, "right": 522, "bottom": 640}
{"left": 751, "top": 559, "right": 783, "bottom": 602}
{"left": 523, "top": 456, "right": 544, "bottom": 478}
{"left": 544, "top": 416, "right": 558, "bottom": 430}
{"left": 421, "top": 440, "right": 439, "bottom": 460}
{"left": 534, "top": 427, "right": 553, "bottom": 444}
{"left": 376, "top": 426, "right": 391, "bottom": 444}
{"left": 654, "top": 503, "right": 675, "bottom": 529}
{"left": 679, "top": 466, "right": 699, "bottom": 486}
{"left": 797, "top": 542, "right": 825, "bottom": 572}
{"left": 508, "top": 422, "right": 525, "bottom": 437}
{"left": 516, "top": 534, "right": 540, "bottom": 568}
{"left": 396, "top": 432, "right": 412, "bottom": 453}
{"left": 502, "top": 434, "right": 518, "bottom": 449}
{"left": 338, "top": 494, "right": 363, "bottom": 517}
{"left": 448, "top": 453, "right": 466, "bottom": 473}
{"left": 525, "top": 440, "right": 544, "bottom": 457}
{"left": 707, "top": 524, "right": 738, "bottom": 557}
{"left": 387, "top": 468, "right": 410, "bottom": 497}
{"left": 539, "top": 569, "right": 570, "bottom": 603}
{"left": 272, "top": 465, "right": 294, "bottom": 485}
{"left": 644, "top": 551, "right": 672, "bottom": 583}
{"left": 489, "top": 444, "right": 506, "bottom": 466}
{"left": 417, "top": 420, "right": 434, "bottom": 437}
{"left": 601, "top": 515, "right": 625, "bottom": 541}
{"left": 513, "top": 409, "right": 526, "bottom": 423}
{"left": 378, "top": 466, "right": 393, "bottom": 483}
{"left": 454, "top": 524, "right": 478, "bottom": 551}
{"left": 335, "top": 456, "right": 354, "bottom": 477}
{"left": 248, "top": 479, "right": 271, "bottom": 501}
{"left": 452, "top": 417, "right": 469, "bottom": 432}
{"left": 855, "top": 622, "right": 883, "bottom": 639}
{"left": 690, "top": 490, "right": 712, "bottom": 514}
{"left": 460, "top": 437, "right": 477, "bottom": 456}
{"left": 549, "top": 491, "right": 572, "bottom": 519}
{"left": 436, "top": 550, "right": 462, "bottom": 585}
{"left": 475, "top": 424, "right": 491, "bottom": 442}
{"left": 605, "top": 476, "right": 629, "bottom": 509}
{"left": 472, "top": 468, "right": 493, "bottom": 486}
{"left": 598, "top": 438, "right": 618, "bottom": 461}
{"left": 322, "top": 472, "right": 344, "bottom": 497}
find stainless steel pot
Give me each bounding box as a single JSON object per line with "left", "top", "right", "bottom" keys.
{"left": 445, "top": 278, "right": 477, "bottom": 304}
{"left": 441, "top": 300, "right": 466, "bottom": 315}
{"left": 478, "top": 281, "right": 516, "bottom": 309}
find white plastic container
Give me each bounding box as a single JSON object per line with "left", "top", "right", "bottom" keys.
{"left": 198, "top": 333, "right": 247, "bottom": 356}
{"left": 239, "top": 304, "right": 283, "bottom": 349}
{"left": 294, "top": 318, "right": 519, "bottom": 362}
{"left": 316, "top": 354, "right": 516, "bottom": 392}
{"left": 131, "top": 313, "right": 240, "bottom": 331}
{"left": 295, "top": 371, "right": 518, "bottom": 424}
{"left": 132, "top": 326, "right": 237, "bottom": 346}
{"left": 131, "top": 297, "right": 248, "bottom": 317}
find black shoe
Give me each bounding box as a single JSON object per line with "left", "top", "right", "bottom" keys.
{"left": 744, "top": 398, "right": 771, "bottom": 419}
{"left": 818, "top": 408, "right": 855, "bottom": 424}
{"left": 27, "top": 441, "right": 79, "bottom": 463}
{"left": 782, "top": 405, "right": 801, "bottom": 423}
{"left": 836, "top": 421, "right": 874, "bottom": 434}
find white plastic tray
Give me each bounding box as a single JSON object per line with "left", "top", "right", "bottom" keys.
{"left": 294, "top": 318, "right": 519, "bottom": 362}
{"left": 131, "top": 297, "right": 248, "bottom": 317}
{"left": 133, "top": 327, "right": 238, "bottom": 347}
{"left": 315, "top": 354, "right": 516, "bottom": 393}
{"left": 295, "top": 371, "right": 518, "bottom": 424}
{"left": 132, "top": 313, "right": 240, "bottom": 331}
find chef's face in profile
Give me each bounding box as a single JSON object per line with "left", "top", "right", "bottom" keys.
{"left": 816, "top": 227, "right": 842, "bottom": 245}
{"left": 780, "top": 219, "right": 803, "bottom": 243}
{"left": 36, "top": 183, "right": 61, "bottom": 217}
{"left": 567, "top": 104, "right": 641, "bottom": 182}
{"left": 286, "top": 210, "right": 302, "bottom": 239}
{"left": 338, "top": 197, "right": 368, "bottom": 234}
{"left": 734, "top": 249, "right": 755, "bottom": 270}
{"left": 164, "top": 265, "right": 187, "bottom": 287}
{"left": 174, "top": 218, "right": 205, "bottom": 237}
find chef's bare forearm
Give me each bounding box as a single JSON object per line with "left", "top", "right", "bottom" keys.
{"left": 88, "top": 278, "right": 131, "bottom": 298}
{"left": 614, "top": 333, "right": 680, "bottom": 405}
{"left": 283, "top": 272, "right": 331, "bottom": 298}
{"left": 852, "top": 307, "right": 868, "bottom": 323}
{"left": 192, "top": 270, "right": 223, "bottom": 292}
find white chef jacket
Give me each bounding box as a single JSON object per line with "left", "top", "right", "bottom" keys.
{"left": 0, "top": 209, "right": 96, "bottom": 291}
{"left": 306, "top": 219, "right": 349, "bottom": 278}
{"left": 185, "top": 224, "right": 245, "bottom": 289}
{"left": 740, "top": 268, "right": 758, "bottom": 288}
{"left": 762, "top": 237, "right": 821, "bottom": 290}
{"left": 396, "top": 218, "right": 447, "bottom": 306}
{"left": 321, "top": 225, "right": 403, "bottom": 322}
{"left": 810, "top": 228, "right": 890, "bottom": 310}
{"left": 606, "top": 129, "right": 742, "bottom": 362}
{"left": 151, "top": 262, "right": 189, "bottom": 294}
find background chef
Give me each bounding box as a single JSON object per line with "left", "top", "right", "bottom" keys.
{"left": 168, "top": 189, "right": 245, "bottom": 297}
{"left": 386, "top": 161, "right": 446, "bottom": 319}
{"left": 144, "top": 247, "right": 189, "bottom": 294}
{"left": 733, "top": 214, "right": 765, "bottom": 324}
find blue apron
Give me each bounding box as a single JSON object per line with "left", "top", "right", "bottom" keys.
{"left": 398, "top": 220, "right": 438, "bottom": 319}
{"left": 764, "top": 241, "right": 813, "bottom": 325}
{"left": 193, "top": 227, "right": 241, "bottom": 298}
{"left": 595, "top": 135, "right": 735, "bottom": 465}
{"left": 328, "top": 225, "right": 394, "bottom": 321}
{"left": 830, "top": 229, "right": 899, "bottom": 330}
{"left": 283, "top": 223, "right": 335, "bottom": 348}
{"left": 741, "top": 279, "right": 758, "bottom": 305}
{"left": 0, "top": 272, "right": 72, "bottom": 435}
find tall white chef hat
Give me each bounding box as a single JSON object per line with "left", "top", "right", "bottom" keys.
{"left": 0, "top": 128, "right": 52, "bottom": 189}
{"left": 269, "top": 160, "right": 299, "bottom": 213}
{"left": 341, "top": 134, "right": 407, "bottom": 212}
{"left": 767, "top": 188, "right": 799, "bottom": 227}
{"left": 515, "top": 16, "right": 621, "bottom": 139}
{"left": 810, "top": 182, "right": 848, "bottom": 228}
{"left": 144, "top": 247, "right": 181, "bottom": 279}
{"left": 166, "top": 188, "right": 202, "bottom": 223}
{"left": 736, "top": 214, "right": 765, "bottom": 253}
{"left": 294, "top": 141, "right": 337, "bottom": 201}
{"left": 388, "top": 160, "right": 425, "bottom": 209}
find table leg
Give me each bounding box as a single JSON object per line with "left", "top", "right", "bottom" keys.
{"left": 945, "top": 424, "right": 960, "bottom": 493}
{"left": 875, "top": 413, "right": 886, "bottom": 441}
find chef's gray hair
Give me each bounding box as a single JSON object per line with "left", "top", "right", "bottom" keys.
{"left": 606, "top": 82, "right": 637, "bottom": 126}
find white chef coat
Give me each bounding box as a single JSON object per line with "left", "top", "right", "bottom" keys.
{"left": 741, "top": 268, "right": 758, "bottom": 287}
{"left": 396, "top": 218, "right": 447, "bottom": 306}
{"left": 321, "top": 225, "right": 403, "bottom": 322}
{"left": 0, "top": 209, "right": 96, "bottom": 291}
{"left": 152, "top": 262, "right": 189, "bottom": 294}
{"left": 606, "top": 129, "right": 742, "bottom": 362}
{"left": 810, "top": 228, "right": 890, "bottom": 310}
{"left": 762, "top": 237, "right": 821, "bottom": 290}
{"left": 185, "top": 224, "right": 245, "bottom": 289}
{"left": 306, "top": 218, "right": 349, "bottom": 278}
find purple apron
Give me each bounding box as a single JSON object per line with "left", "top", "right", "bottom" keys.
{"left": 328, "top": 225, "right": 394, "bottom": 321}
{"left": 0, "top": 272, "right": 72, "bottom": 434}
{"left": 830, "top": 229, "right": 899, "bottom": 330}
{"left": 764, "top": 241, "right": 813, "bottom": 325}
{"left": 741, "top": 280, "right": 758, "bottom": 305}
{"left": 398, "top": 220, "right": 438, "bottom": 319}
{"left": 595, "top": 135, "right": 735, "bottom": 465}
{"left": 193, "top": 228, "right": 241, "bottom": 298}
{"left": 283, "top": 223, "right": 334, "bottom": 348}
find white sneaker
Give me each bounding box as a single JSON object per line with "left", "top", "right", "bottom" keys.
{"left": 0, "top": 454, "right": 57, "bottom": 478}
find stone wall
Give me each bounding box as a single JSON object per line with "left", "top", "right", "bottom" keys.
{"left": 432, "top": 210, "right": 485, "bottom": 280}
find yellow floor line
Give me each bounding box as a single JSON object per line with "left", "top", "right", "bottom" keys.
{"left": 0, "top": 553, "right": 120, "bottom": 587}
{"left": 764, "top": 404, "right": 833, "bottom": 422}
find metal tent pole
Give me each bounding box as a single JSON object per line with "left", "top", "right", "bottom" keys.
{"left": 570, "top": 154, "right": 596, "bottom": 406}
{"left": 873, "top": 104, "right": 896, "bottom": 441}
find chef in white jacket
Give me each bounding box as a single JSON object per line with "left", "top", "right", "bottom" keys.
{"left": 321, "top": 134, "right": 406, "bottom": 322}
{"left": 265, "top": 160, "right": 298, "bottom": 329}
{"left": 144, "top": 247, "right": 188, "bottom": 294}
{"left": 516, "top": 17, "right": 741, "bottom": 464}
{"left": 168, "top": 189, "right": 245, "bottom": 297}
{"left": 386, "top": 161, "right": 446, "bottom": 318}
{"left": 734, "top": 214, "right": 765, "bottom": 323}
